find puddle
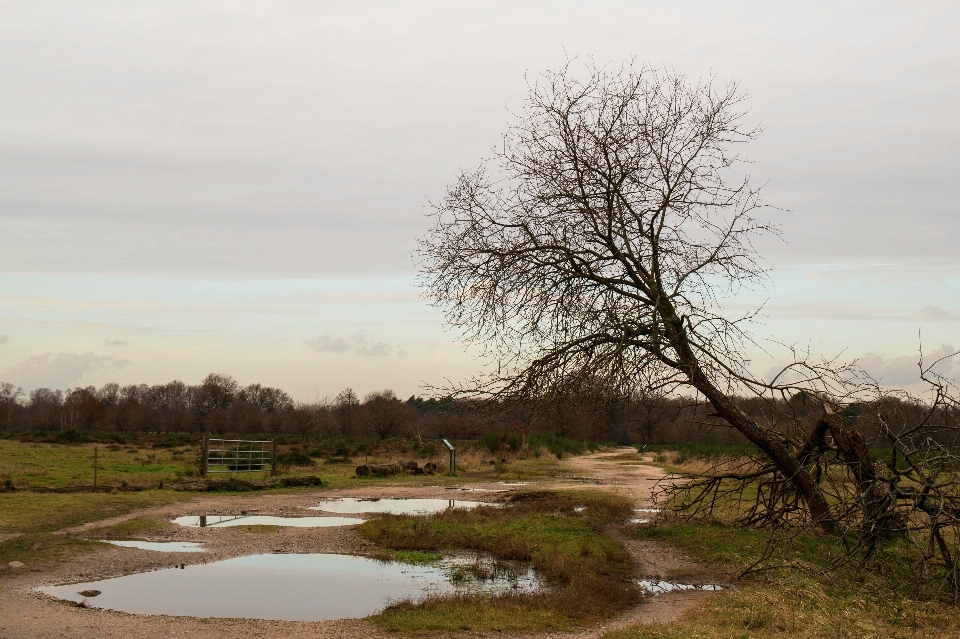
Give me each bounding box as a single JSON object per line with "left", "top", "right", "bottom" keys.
{"left": 629, "top": 518, "right": 650, "bottom": 524}
{"left": 38, "top": 553, "right": 544, "bottom": 621}
{"left": 309, "top": 498, "right": 489, "bottom": 515}
{"left": 99, "top": 540, "right": 205, "bottom": 553}
{"left": 638, "top": 579, "right": 724, "bottom": 594}
{"left": 171, "top": 515, "right": 364, "bottom": 528}
{"left": 634, "top": 508, "right": 660, "bottom": 513}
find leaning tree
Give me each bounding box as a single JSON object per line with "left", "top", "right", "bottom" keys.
{"left": 419, "top": 61, "right": 846, "bottom": 533}
{"left": 419, "top": 61, "right": 960, "bottom": 597}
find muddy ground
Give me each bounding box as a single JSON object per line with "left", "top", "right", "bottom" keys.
{"left": 0, "top": 449, "right": 725, "bottom": 639}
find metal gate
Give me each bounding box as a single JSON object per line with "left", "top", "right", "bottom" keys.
{"left": 201, "top": 437, "right": 276, "bottom": 475}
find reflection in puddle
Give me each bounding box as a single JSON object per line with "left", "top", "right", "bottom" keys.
{"left": 629, "top": 518, "right": 650, "bottom": 524}
{"left": 171, "top": 515, "right": 364, "bottom": 528}
{"left": 634, "top": 508, "right": 660, "bottom": 513}
{"left": 100, "top": 540, "right": 205, "bottom": 553}
{"left": 309, "top": 498, "right": 488, "bottom": 515}
{"left": 638, "top": 579, "right": 724, "bottom": 594}
{"left": 39, "top": 553, "right": 544, "bottom": 621}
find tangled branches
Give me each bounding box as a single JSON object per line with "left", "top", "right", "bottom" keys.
{"left": 661, "top": 355, "right": 960, "bottom": 599}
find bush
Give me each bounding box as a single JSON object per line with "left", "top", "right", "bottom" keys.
{"left": 483, "top": 430, "right": 524, "bottom": 454}
{"left": 645, "top": 441, "right": 756, "bottom": 464}
{"left": 277, "top": 446, "right": 315, "bottom": 467}
{"left": 528, "top": 432, "right": 598, "bottom": 459}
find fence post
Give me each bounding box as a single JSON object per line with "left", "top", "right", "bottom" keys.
{"left": 271, "top": 440, "right": 278, "bottom": 474}
{"left": 201, "top": 436, "right": 209, "bottom": 477}
{"left": 94, "top": 446, "right": 98, "bottom": 487}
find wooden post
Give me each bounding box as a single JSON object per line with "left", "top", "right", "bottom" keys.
{"left": 201, "top": 436, "right": 209, "bottom": 477}
{"left": 271, "top": 440, "right": 278, "bottom": 474}
{"left": 93, "top": 447, "right": 98, "bottom": 487}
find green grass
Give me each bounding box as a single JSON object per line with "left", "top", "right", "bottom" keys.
{"left": 360, "top": 490, "right": 640, "bottom": 633}
{"left": 372, "top": 549, "right": 444, "bottom": 565}
{"left": 0, "top": 490, "right": 184, "bottom": 534}
{"left": 0, "top": 439, "right": 195, "bottom": 488}
{"left": 0, "top": 533, "right": 104, "bottom": 567}
{"left": 83, "top": 515, "right": 174, "bottom": 539}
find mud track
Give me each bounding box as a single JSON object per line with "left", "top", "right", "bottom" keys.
{"left": 0, "top": 448, "right": 722, "bottom": 639}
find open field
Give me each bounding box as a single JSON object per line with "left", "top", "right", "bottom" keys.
{"left": 2, "top": 442, "right": 960, "bottom": 638}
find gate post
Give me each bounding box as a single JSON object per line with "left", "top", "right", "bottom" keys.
{"left": 201, "top": 436, "right": 209, "bottom": 477}
{"left": 271, "top": 440, "right": 278, "bottom": 475}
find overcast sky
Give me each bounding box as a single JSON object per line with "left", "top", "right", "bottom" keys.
{"left": 1, "top": 1, "right": 958, "bottom": 398}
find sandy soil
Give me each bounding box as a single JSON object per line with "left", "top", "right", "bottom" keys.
{"left": 0, "top": 448, "right": 723, "bottom": 639}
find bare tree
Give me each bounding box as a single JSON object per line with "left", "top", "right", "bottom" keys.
{"left": 288, "top": 401, "right": 321, "bottom": 442}
{"left": 362, "top": 390, "right": 417, "bottom": 440}
{"left": 418, "top": 61, "right": 848, "bottom": 532}
{"left": 0, "top": 382, "right": 22, "bottom": 426}
{"left": 333, "top": 388, "right": 360, "bottom": 436}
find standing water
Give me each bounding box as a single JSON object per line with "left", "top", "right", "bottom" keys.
{"left": 99, "top": 540, "right": 205, "bottom": 552}
{"left": 171, "top": 515, "right": 364, "bottom": 528}
{"left": 38, "top": 553, "right": 542, "bottom": 621}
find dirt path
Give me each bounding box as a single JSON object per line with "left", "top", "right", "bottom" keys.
{"left": 0, "top": 449, "right": 719, "bottom": 639}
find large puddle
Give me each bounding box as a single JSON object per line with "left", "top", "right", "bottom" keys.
{"left": 100, "top": 540, "right": 205, "bottom": 553}
{"left": 309, "top": 497, "right": 489, "bottom": 515}
{"left": 171, "top": 515, "right": 364, "bottom": 528}
{"left": 39, "top": 553, "right": 542, "bottom": 621}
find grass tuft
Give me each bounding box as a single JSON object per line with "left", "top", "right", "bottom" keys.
{"left": 359, "top": 490, "right": 640, "bottom": 632}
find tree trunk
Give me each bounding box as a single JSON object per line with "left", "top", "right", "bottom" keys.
{"left": 660, "top": 303, "right": 839, "bottom": 535}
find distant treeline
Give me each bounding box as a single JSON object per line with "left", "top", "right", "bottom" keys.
{"left": 0, "top": 375, "right": 950, "bottom": 447}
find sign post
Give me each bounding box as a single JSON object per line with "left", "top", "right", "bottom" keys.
{"left": 441, "top": 438, "right": 456, "bottom": 474}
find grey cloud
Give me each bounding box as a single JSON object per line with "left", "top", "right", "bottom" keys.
{"left": 1, "top": 4, "right": 958, "bottom": 278}
{"left": 918, "top": 306, "right": 960, "bottom": 323}
{"left": 305, "top": 335, "right": 350, "bottom": 353}
{"left": 354, "top": 333, "right": 390, "bottom": 358}
{"left": 4, "top": 352, "right": 131, "bottom": 391}
{"left": 305, "top": 332, "right": 391, "bottom": 357}
{"left": 858, "top": 345, "right": 959, "bottom": 387}
{"left": 0, "top": 334, "right": 7, "bottom": 344}
{"left": 103, "top": 339, "right": 128, "bottom": 346}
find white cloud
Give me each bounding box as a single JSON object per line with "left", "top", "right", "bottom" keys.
{"left": 4, "top": 352, "right": 131, "bottom": 390}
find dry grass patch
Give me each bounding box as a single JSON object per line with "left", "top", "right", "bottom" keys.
{"left": 607, "top": 522, "right": 960, "bottom": 639}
